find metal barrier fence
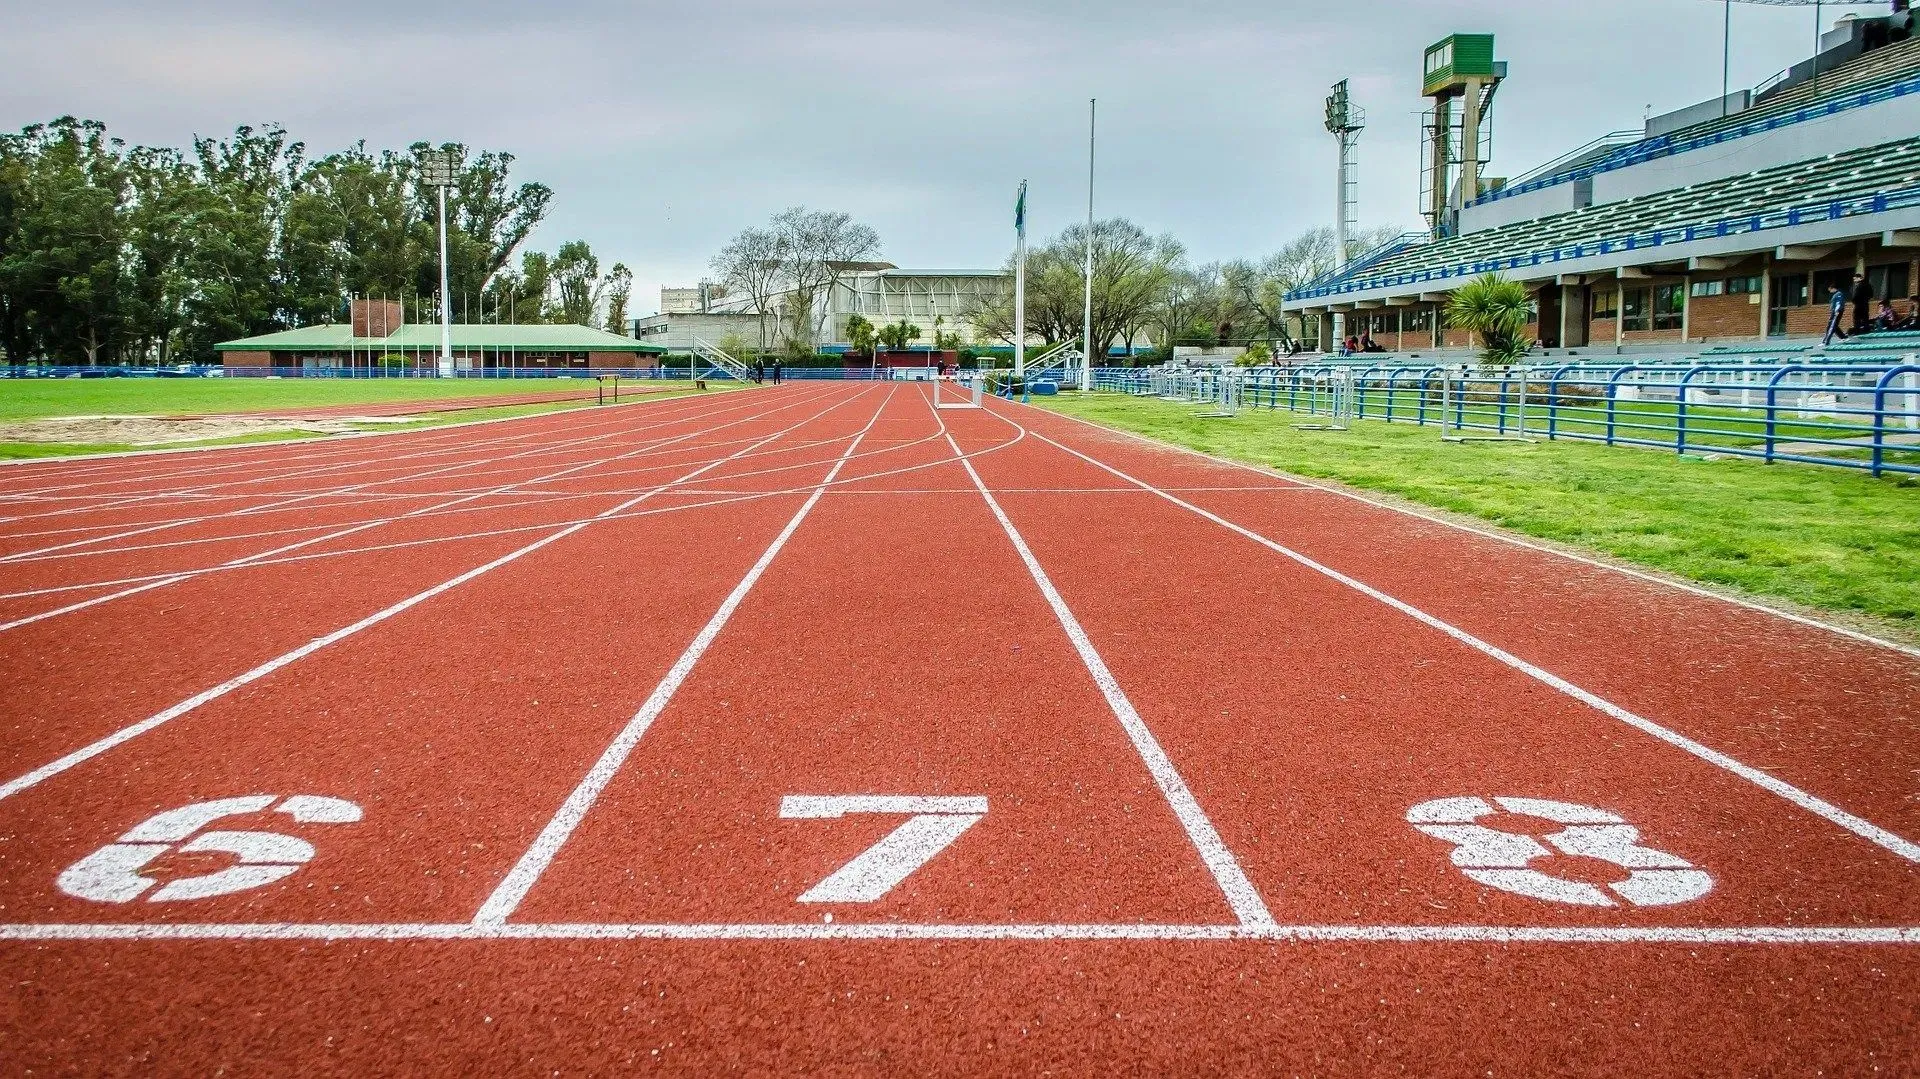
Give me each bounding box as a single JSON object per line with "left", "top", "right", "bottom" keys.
{"left": 1093, "top": 362, "right": 1920, "bottom": 476}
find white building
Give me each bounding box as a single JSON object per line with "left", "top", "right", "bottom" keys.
{"left": 636, "top": 264, "right": 1006, "bottom": 350}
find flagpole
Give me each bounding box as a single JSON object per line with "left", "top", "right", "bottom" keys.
{"left": 1080, "top": 98, "right": 1095, "bottom": 392}
{"left": 1014, "top": 179, "right": 1028, "bottom": 379}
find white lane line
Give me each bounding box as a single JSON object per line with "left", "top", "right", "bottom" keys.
{"left": 1033, "top": 404, "right": 1920, "bottom": 660}
{"left": 0, "top": 388, "right": 871, "bottom": 804}
{"left": 944, "top": 430, "right": 1274, "bottom": 928}
{"left": 2, "top": 920, "right": 1915, "bottom": 944}
{"left": 0, "top": 390, "right": 839, "bottom": 635}
{"left": 0, "top": 401, "right": 1020, "bottom": 605}
{"left": 0, "top": 389, "right": 776, "bottom": 560}
{"left": 473, "top": 390, "right": 894, "bottom": 925}
{"left": 1027, "top": 428, "right": 1920, "bottom": 865}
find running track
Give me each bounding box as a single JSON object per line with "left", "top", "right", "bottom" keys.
{"left": 1, "top": 383, "right": 1915, "bottom": 1075}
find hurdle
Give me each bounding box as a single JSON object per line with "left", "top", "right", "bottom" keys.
{"left": 934, "top": 372, "right": 984, "bottom": 410}
{"left": 1291, "top": 368, "right": 1354, "bottom": 431}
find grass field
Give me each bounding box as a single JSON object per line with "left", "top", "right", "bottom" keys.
{"left": 0, "top": 376, "right": 668, "bottom": 421}
{"left": 1042, "top": 392, "right": 1920, "bottom": 640}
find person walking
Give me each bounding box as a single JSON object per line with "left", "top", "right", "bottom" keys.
{"left": 1823, "top": 285, "right": 1850, "bottom": 347}
{"left": 1851, "top": 272, "right": 1874, "bottom": 336}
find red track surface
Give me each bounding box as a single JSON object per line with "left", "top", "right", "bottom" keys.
{"left": 0, "top": 384, "right": 1914, "bottom": 1075}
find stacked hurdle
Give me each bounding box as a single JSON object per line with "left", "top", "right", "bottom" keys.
{"left": 934, "top": 372, "right": 984, "bottom": 410}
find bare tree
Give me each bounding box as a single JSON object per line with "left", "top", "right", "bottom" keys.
{"left": 770, "top": 206, "right": 881, "bottom": 349}
{"left": 1154, "top": 261, "right": 1221, "bottom": 356}
{"left": 710, "top": 225, "right": 787, "bottom": 349}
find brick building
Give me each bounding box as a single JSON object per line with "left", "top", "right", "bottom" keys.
{"left": 1287, "top": 16, "right": 1920, "bottom": 352}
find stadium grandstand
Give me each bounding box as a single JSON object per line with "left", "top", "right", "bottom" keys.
{"left": 1286, "top": 9, "right": 1920, "bottom": 354}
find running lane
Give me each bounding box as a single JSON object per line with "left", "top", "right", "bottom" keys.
{"left": 0, "top": 385, "right": 885, "bottom": 927}
{"left": 1013, "top": 402, "right": 1920, "bottom": 841}
{"left": 955, "top": 400, "right": 1920, "bottom": 932}
{"left": 486, "top": 384, "right": 1239, "bottom": 928}
{"left": 0, "top": 387, "right": 819, "bottom": 782}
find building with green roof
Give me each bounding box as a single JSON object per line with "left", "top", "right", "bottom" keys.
{"left": 216, "top": 300, "right": 667, "bottom": 373}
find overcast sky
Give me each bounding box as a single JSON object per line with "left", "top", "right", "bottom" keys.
{"left": 0, "top": 0, "right": 1864, "bottom": 314}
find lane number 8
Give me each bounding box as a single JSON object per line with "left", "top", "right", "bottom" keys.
{"left": 1408, "top": 795, "right": 1713, "bottom": 908}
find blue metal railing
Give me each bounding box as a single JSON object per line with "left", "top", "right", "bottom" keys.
{"left": 1471, "top": 73, "right": 1920, "bottom": 208}
{"left": 1089, "top": 362, "right": 1920, "bottom": 477}
{"left": 1291, "top": 232, "right": 1430, "bottom": 295}
{"left": 1286, "top": 185, "right": 1920, "bottom": 302}
{"left": 0, "top": 364, "right": 903, "bottom": 381}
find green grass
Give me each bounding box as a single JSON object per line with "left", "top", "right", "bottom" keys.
{"left": 0, "top": 376, "right": 679, "bottom": 422}
{"left": 1041, "top": 392, "right": 1920, "bottom": 640}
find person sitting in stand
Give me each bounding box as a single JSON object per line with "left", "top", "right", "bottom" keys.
{"left": 1876, "top": 299, "right": 1899, "bottom": 332}
{"left": 1358, "top": 331, "right": 1374, "bottom": 353}
{"left": 1904, "top": 296, "right": 1920, "bottom": 331}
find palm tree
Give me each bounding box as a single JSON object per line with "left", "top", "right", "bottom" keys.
{"left": 1446, "top": 274, "right": 1533, "bottom": 367}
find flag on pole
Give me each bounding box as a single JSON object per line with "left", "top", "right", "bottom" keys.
{"left": 1014, "top": 180, "right": 1027, "bottom": 237}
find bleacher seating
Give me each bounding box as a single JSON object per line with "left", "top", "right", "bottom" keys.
{"left": 1474, "top": 35, "right": 1920, "bottom": 209}
{"left": 1297, "top": 137, "right": 1920, "bottom": 299}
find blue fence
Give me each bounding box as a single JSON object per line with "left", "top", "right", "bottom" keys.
{"left": 1093, "top": 362, "right": 1920, "bottom": 477}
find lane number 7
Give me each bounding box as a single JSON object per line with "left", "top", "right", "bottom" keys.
{"left": 780, "top": 795, "right": 987, "bottom": 903}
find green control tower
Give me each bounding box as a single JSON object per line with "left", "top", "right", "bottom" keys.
{"left": 1421, "top": 34, "right": 1506, "bottom": 233}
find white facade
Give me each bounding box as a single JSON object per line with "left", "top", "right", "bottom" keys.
{"left": 646, "top": 266, "right": 1007, "bottom": 348}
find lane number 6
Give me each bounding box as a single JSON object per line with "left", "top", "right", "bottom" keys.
{"left": 57, "top": 795, "right": 362, "bottom": 904}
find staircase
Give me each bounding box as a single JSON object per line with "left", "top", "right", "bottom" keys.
{"left": 689, "top": 337, "right": 755, "bottom": 382}
{"left": 1023, "top": 341, "right": 1083, "bottom": 385}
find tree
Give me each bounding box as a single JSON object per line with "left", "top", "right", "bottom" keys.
{"left": 876, "top": 319, "right": 920, "bottom": 351}
{"left": 7, "top": 119, "right": 134, "bottom": 365}
{"left": 406, "top": 142, "right": 551, "bottom": 302}
{"left": 769, "top": 206, "right": 881, "bottom": 349}
{"left": 844, "top": 313, "right": 876, "bottom": 357}
{"left": 1154, "top": 262, "right": 1220, "bottom": 358}
{"left": 710, "top": 225, "right": 786, "bottom": 349}
{"left": 1447, "top": 274, "right": 1533, "bottom": 367}
{"left": 603, "top": 263, "right": 632, "bottom": 335}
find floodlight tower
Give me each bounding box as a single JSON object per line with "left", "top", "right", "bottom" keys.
{"left": 420, "top": 149, "right": 456, "bottom": 378}
{"left": 1324, "top": 81, "right": 1365, "bottom": 349}
{"left": 1420, "top": 35, "right": 1505, "bottom": 236}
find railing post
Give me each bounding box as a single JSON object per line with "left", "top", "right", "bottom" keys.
{"left": 1547, "top": 363, "right": 1575, "bottom": 441}
{"left": 1763, "top": 366, "right": 1797, "bottom": 463}
{"left": 1675, "top": 366, "right": 1705, "bottom": 454}
{"left": 1605, "top": 366, "right": 1634, "bottom": 446}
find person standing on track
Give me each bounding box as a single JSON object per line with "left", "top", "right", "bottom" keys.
{"left": 753, "top": 358, "right": 765, "bottom": 384}
{"left": 772, "top": 358, "right": 783, "bottom": 383}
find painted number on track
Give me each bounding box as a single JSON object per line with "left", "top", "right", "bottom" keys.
{"left": 780, "top": 794, "right": 986, "bottom": 903}
{"left": 1408, "top": 796, "right": 1713, "bottom": 907}
{"left": 57, "top": 795, "right": 362, "bottom": 904}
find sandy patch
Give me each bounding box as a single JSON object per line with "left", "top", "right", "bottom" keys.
{"left": 0, "top": 414, "right": 412, "bottom": 446}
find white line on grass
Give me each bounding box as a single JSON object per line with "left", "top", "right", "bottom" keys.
{"left": 473, "top": 388, "right": 895, "bottom": 924}
{"left": 943, "top": 428, "right": 1275, "bottom": 929}
{"left": 2, "top": 920, "right": 1915, "bottom": 945}
{"left": 1025, "top": 426, "right": 1920, "bottom": 865}
{"left": 0, "top": 387, "right": 871, "bottom": 803}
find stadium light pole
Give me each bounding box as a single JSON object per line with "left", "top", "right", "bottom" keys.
{"left": 1080, "top": 98, "right": 1095, "bottom": 392}
{"left": 421, "top": 149, "right": 456, "bottom": 379}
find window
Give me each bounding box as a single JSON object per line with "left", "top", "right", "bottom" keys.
{"left": 1868, "top": 262, "right": 1910, "bottom": 303}
{"left": 1654, "top": 284, "right": 1685, "bottom": 330}
{"left": 1725, "top": 275, "right": 1763, "bottom": 295}
{"left": 1771, "top": 273, "right": 1808, "bottom": 308}
{"left": 1812, "top": 268, "right": 1853, "bottom": 302}
{"left": 1591, "top": 286, "right": 1618, "bottom": 319}
{"left": 1621, "top": 286, "right": 1651, "bottom": 331}
{"left": 1403, "top": 305, "right": 1434, "bottom": 332}
{"left": 1690, "top": 280, "right": 1724, "bottom": 298}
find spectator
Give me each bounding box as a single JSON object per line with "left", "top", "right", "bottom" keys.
{"left": 1904, "top": 295, "right": 1920, "bottom": 331}
{"left": 1822, "top": 286, "right": 1849, "bottom": 347}
{"left": 1359, "top": 331, "right": 1375, "bottom": 353}
{"left": 1850, "top": 272, "right": 1874, "bottom": 335}
{"left": 1876, "top": 299, "right": 1899, "bottom": 332}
